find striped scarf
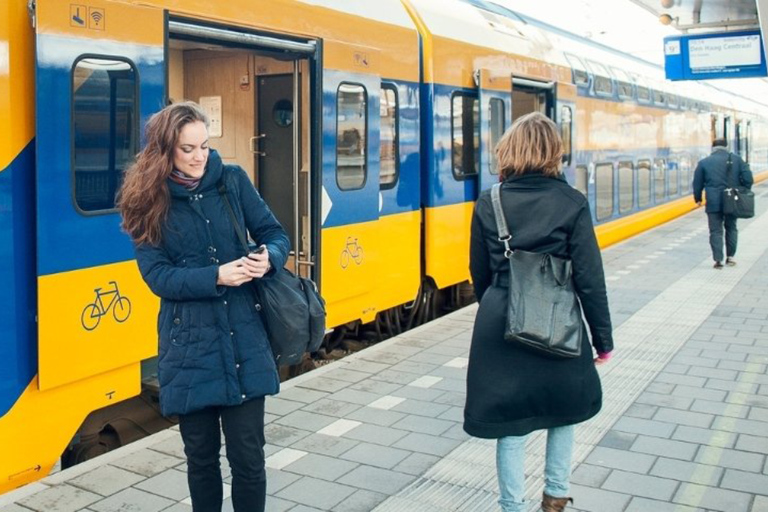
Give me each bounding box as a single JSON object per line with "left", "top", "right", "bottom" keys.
{"left": 169, "top": 168, "right": 202, "bottom": 190}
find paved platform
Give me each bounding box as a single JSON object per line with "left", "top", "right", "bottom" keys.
{"left": 2, "top": 182, "right": 768, "bottom": 512}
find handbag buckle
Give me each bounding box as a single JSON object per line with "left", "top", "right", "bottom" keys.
{"left": 498, "top": 235, "right": 513, "bottom": 258}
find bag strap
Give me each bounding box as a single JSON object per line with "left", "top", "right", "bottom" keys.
{"left": 490, "top": 183, "right": 513, "bottom": 259}
{"left": 725, "top": 153, "right": 734, "bottom": 189}
{"left": 217, "top": 177, "right": 250, "bottom": 255}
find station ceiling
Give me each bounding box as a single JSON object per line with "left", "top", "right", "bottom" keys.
{"left": 629, "top": 0, "right": 759, "bottom": 32}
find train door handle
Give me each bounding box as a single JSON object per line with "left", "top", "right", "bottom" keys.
{"left": 250, "top": 134, "right": 267, "bottom": 156}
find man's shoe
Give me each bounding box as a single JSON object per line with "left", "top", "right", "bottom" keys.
{"left": 714, "top": 261, "right": 724, "bottom": 269}
{"left": 542, "top": 493, "right": 573, "bottom": 512}
{"left": 726, "top": 258, "right": 736, "bottom": 267}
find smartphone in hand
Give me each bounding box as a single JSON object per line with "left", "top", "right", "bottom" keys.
{"left": 250, "top": 245, "right": 266, "bottom": 255}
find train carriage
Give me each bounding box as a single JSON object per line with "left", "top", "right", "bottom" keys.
{"left": 1, "top": 0, "right": 767, "bottom": 494}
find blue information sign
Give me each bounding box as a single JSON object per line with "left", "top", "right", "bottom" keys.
{"left": 664, "top": 30, "right": 767, "bottom": 80}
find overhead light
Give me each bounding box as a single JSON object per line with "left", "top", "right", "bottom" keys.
{"left": 659, "top": 14, "right": 674, "bottom": 25}
{"left": 660, "top": 0, "right": 675, "bottom": 8}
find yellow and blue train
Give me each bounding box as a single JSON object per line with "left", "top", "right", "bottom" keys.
{"left": 2, "top": 0, "right": 767, "bottom": 493}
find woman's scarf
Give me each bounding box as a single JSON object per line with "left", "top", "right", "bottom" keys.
{"left": 169, "top": 168, "right": 202, "bottom": 190}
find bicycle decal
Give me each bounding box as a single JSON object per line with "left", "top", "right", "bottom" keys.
{"left": 340, "top": 236, "right": 364, "bottom": 269}
{"left": 81, "top": 281, "right": 132, "bottom": 331}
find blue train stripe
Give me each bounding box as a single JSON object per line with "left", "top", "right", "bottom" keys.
{"left": 0, "top": 141, "right": 37, "bottom": 418}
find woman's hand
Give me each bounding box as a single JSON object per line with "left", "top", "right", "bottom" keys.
{"left": 243, "top": 245, "right": 271, "bottom": 279}
{"left": 217, "top": 257, "right": 259, "bottom": 286}
{"left": 594, "top": 351, "right": 612, "bottom": 366}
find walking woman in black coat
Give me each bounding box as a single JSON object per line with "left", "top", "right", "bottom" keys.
{"left": 464, "top": 112, "right": 614, "bottom": 512}
{"left": 119, "top": 102, "right": 289, "bottom": 512}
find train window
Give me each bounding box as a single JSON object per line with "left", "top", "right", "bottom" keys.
{"left": 653, "top": 158, "right": 666, "bottom": 202}
{"left": 586, "top": 60, "right": 613, "bottom": 96}
{"left": 72, "top": 57, "right": 138, "bottom": 213}
{"left": 680, "top": 155, "right": 692, "bottom": 193}
{"left": 452, "top": 93, "right": 479, "bottom": 178}
{"left": 637, "top": 84, "right": 651, "bottom": 103}
{"left": 668, "top": 158, "right": 679, "bottom": 196}
{"left": 610, "top": 67, "right": 633, "bottom": 99}
{"left": 489, "top": 98, "right": 505, "bottom": 174}
{"left": 560, "top": 106, "right": 572, "bottom": 167}
{"left": 618, "top": 161, "right": 634, "bottom": 214}
{"left": 575, "top": 165, "right": 588, "bottom": 196}
{"left": 638, "top": 159, "right": 651, "bottom": 207}
{"left": 595, "top": 163, "right": 614, "bottom": 220}
{"left": 564, "top": 54, "right": 589, "bottom": 86}
{"left": 336, "top": 83, "right": 368, "bottom": 190}
{"left": 745, "top": 121, "right": 752, "bottom": 163}
{"left": 380, "top": 84, "right": 399, "bottom": 188}
{"left": 668, "top": 94, "right": 678, "bottom": 108}
{"left": 653, "top": 90, "right": 666, "bottom": 106}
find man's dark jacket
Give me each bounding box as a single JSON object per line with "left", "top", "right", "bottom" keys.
{"left": 693, "top": 148, "right": 753, "bottom": 213}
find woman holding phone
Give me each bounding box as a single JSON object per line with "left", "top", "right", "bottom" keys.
{"left": 118, "top": 101, "right": 289, "bottom": 512}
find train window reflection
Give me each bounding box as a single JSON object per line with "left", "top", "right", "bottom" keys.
{"left": 452, "top": 93, "right": 479, "bottom": 178}
{"left": 595, "top": 163, "right": 614, "bottom": 220}
{"left": 336, "top": 83, "right": 368, "bottom": 190}
{"left": 380, "top": 84, "right": 399, "bottom": 188}
{"left": 73, "top": 57, "right": 137, "bottom": 213}
{"left": 668, "top": 158, "right": 679, "bottom": 196}
{"left": 638, "top": 159, "right": 651, "bottom": 207}
{"left": 489, "top": 98, "right": 505, "bottom": 174}
{"left": 618, "top": 161, "right": 633, "bottom": 213}
{"left": 575, "top": 165, "right": 588, "bottom": 197}
{"left": 654, "top": 158, "right": 666, "bottom": 202}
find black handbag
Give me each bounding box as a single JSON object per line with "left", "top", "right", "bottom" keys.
{"left": 490, "top": 183, "right": 582, "bottom": 359}
{"left": 722, "top": 153, "right": 755, "bottom": 219}
{"left": 218, "top": 179, "right": 326, "bottom": 366}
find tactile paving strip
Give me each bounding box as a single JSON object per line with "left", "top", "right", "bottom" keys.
{"left": 374, "top": 208, "right": 768, "bottom": 512}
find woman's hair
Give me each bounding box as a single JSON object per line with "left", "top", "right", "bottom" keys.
{"left": 118, "top": 101, "right": 209, "bottom": 246}
{"left": 496, "top": 112, "right": 563, "bottom": 178}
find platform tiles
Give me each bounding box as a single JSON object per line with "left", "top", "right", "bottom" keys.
{"left": 0, "top": 183, "right": 767, "bottom": 512}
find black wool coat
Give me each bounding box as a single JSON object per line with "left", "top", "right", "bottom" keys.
{"left": 693, "top": 148, "right": 753, "bottom": 213}
{"left": 135, "top": 151, "right": 290, "bottom": 416}
{"left": 464, "top": 173, "right": 614, "bottom": 439}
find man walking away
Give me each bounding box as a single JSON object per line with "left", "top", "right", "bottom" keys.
{"left": 693, "top": 138, "right": 753, "bottom": 269}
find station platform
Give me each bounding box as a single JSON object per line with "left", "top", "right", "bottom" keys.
{"left": 2, "top": 183, "right": 768, "bottom": 512}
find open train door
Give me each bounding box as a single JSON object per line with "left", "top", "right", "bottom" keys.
{"left": 33, "top": 1, "right": 165, "bottom": 391}
{"left": 511, "top": 75, "right": 556, "bottom": 122}
{"left": 477, "top": 69, "right": 512, "bottom": 191}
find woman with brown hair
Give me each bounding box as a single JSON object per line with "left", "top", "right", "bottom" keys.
{"left": 119, "top": 101, "right": 289, "bottom": 512}
{"left": 463, "top": 112, "right": 613, "bottom": 512}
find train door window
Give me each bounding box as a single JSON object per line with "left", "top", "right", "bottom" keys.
{"left": 618, "top": 161, "right": 634, "bottom": 214}
{"left": 711, "top": 114, "right": 722, "bottom": 141}
{"left": 595, "top": 163, "right": 614, "bottom": 220}
{"left": 336, "top": 83, "right": 368, "bottom": 190}
{"left": 735, "top": 121, "right": 742, "bottom": 154}
{"left": 638, "top": 159, "right": 651, "bottom": 207}
{"left": 653, "top": 158, "right": 666, "bottom": 202}
{"left": 380, "top": 84, "right": 399, "bottom": 188}
{"left": 745, "top": 121, "right": 751, "bottom": 163}
{"left": 560, "top": 106, "right": 572, "bottom": 167}
{"left": 72, "top": 57, "right": 138, "bottom": 212}
{"left": 586, "top": 60, "right": 613, "bottom": 96}
{"left": 668, "top": 158, "right": 679, "bottom": 196}
{"left": 574, "top": 165, "right": 588, "bottom": 196}
{"left": 452, "top": 93, "right": 479, "bottom": 177}
{"left": 724, "top": 116, "right": 731, "bottom": 142}
{"left": 489, "top": 97, "right": 505, "bottom": 174}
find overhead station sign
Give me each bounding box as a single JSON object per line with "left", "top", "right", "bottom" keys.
{"left": 664, "top": 30, "right": 767, "bottom": 80}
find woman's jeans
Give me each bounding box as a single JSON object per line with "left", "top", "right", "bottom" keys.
{"left": 178, "top": 397, "right": 267, "bottom": 512}
{"left": 496, "top": 425, "right": 575, "bottom": 512}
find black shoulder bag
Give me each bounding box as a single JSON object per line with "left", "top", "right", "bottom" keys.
{"left": 722, "top": 153, "right": 755, "bottom": 219}
{"left": 490, "top": 183, "right": 582, "bottom": 359}
{"left": 218, "top": 178, "right": 326, "bottom": 366}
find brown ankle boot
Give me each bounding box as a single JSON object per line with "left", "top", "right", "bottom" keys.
{"left": 541, "top": 493, "right": 573, "bottom": 512}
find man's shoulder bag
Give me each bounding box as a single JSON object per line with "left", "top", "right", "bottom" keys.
{"left": 723, "top": 153, "right": 755, "bottom": 219}
{"left": 490, "top": 183, "right": 582, "bottom": 359}
{"left": 218, "top": 177, "right": 326, "bottom": 366}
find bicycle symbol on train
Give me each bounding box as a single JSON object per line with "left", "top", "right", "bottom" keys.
{"left": 80, "top": 281, "right": 132, "bottom": 331}
{"left": 340, "top": 237, "right": 364, "bottom": 269}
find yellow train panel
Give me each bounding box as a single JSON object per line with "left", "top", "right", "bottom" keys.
{"left": 0, "top": 364, "right": 140, "bottom": 494}
{"left": 38, "top": 262, "right": 158, "bottom": 391}
{"left": 0, "top": 0, "right": 35, "bottom": 171}
{"left": 322, "top": 211, "right": 421, "bottom": 328}
{"left": 424, "top": 202, "right": 474, "bottom": 289}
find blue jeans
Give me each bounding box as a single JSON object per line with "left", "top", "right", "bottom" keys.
{"left": 707, "top": 212, "right": 738, "bottom": 263}
{"left": 178, "top": 397, "right": 267, "bottom": 512}
{"left": 497, "top": 425, "right": 574, "bottom": 512}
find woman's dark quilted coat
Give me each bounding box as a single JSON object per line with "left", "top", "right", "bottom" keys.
{"left": 135, "top": 150, "right": 289, "bottom": 416}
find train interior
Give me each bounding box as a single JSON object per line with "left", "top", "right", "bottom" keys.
{"left": 167, "top": 34, "right": 314, "bottom": 276}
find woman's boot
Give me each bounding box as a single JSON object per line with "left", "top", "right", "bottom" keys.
{"left": 541, "top": 493, "right": 573, "bottom": 512}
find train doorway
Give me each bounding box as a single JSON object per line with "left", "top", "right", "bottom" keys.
{"left": 511, "top": 76, "right": 556, "bottom": 122}
{"left": 168, "top": 21, "right": 317, "bottom": 277}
